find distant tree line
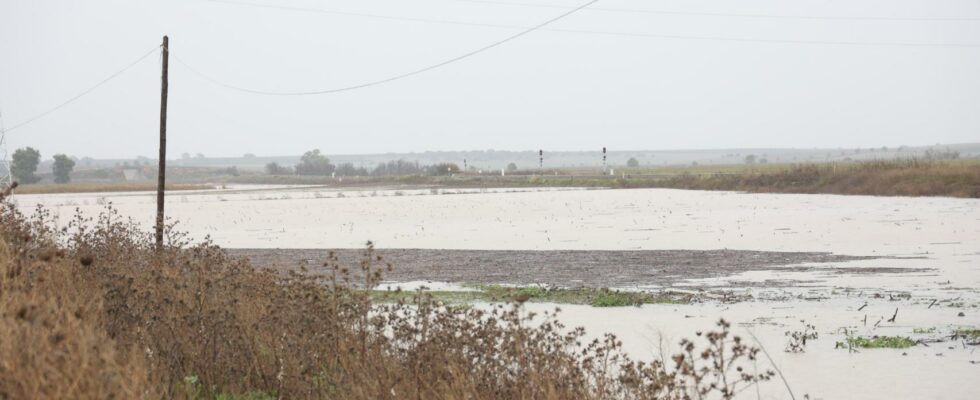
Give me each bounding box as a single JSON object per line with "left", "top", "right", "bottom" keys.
{"left": 9, "top": 147, "right": 76, "bottom": 184}
{"left": 264, "top": 149, "right": 464, "bottom": 178}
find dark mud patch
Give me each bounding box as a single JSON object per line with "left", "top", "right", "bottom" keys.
{"left": 227, "top": 248, "right": 924, "bottom": 289}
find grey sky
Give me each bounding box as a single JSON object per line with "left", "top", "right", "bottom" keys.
{"left": 1, "top": 0, "right": 979, "bottom": 159}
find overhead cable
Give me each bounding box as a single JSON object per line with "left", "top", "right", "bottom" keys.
{"left": 202, "top": 0, "right": 980, "bottom": 48}
{"left": 457, "top": 0, "right": 980, "bottom": 22}
{"left": 178, "top": 0, "right": 600, "bottom": 95}
{"left": 5, "top": 46, "right": 160, "bottom": 133}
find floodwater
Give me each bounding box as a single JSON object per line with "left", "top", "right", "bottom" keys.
{"left": 520, "top": 299, "right": 978, "bottom": 400}
{"left": 15, "top": 186, "right": 980, "bottom": 399}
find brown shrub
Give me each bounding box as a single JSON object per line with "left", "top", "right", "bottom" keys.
{"left": 0, "top": 229, "right": 155, "bottom": 399}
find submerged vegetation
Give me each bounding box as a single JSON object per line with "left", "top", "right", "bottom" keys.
{"left": 0, "top": 186, "right": 775, "bottom": 399}
{"left": 372, "top": 285, "right": 694, "bottom": 308}
{"left": 784, "top": 321, "right": 819, "bottom": 353}
{"left": 953, "top": 328, "right": 980, "bottom": 340}
{"left": 841, "top": 336, "right": 918, "bottom": 349}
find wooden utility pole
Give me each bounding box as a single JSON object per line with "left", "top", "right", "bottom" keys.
{"left": 156, "top": 35, "right": 169, "bottom": 247}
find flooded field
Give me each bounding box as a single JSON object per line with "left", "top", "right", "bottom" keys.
{"left": 15, "top": 186, "right": 980, "bottom": 399}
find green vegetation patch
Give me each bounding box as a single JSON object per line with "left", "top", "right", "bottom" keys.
{"left": 181, "top": 375, "right": 277, "bottom": 400}
{"left": 214, "top": 392, "right": 278, "bottom": 400}
{"left": 371, "top": 285, "right": 693, "bottom": 308}
{"left": 953, "top": 328, "right": 980, "bottom": 339}
{"left": 845, "top": 336, "right": 917, "bottom": 349}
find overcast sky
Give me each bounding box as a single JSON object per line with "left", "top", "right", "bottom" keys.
{"left": 1, "top": 0, "right": 979, "bottom": 159}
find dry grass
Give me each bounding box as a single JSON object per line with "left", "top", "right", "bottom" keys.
{"left": 13, "top": 182, "right": 213, "bottom": 195}
{"left": 0, "top": 185, "right": 774, "bottom": 399}
{"left": 645, "top": 159, "right": 980, "bottom": 198}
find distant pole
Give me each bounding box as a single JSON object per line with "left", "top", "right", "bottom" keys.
{"left": 156, "top": 35, "right": 169, "bottom": 248}
{"left": 602, "top": 147, "right": 607, "bottom": 170}
{"left": 539, "top": 149, "right": 543, "bottom": 170}
{"left": 0, "top": 108, "right": 11, "bottom": 189}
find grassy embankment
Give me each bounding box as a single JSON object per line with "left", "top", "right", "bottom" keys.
{"left": 0, "top": 186, "right": 775, "bottom": 399}
{"left": 645, "top": 159, "right": 980, "bottom": 198}
{"left": 226, "top": 159, "right": 980, "bottom": 198}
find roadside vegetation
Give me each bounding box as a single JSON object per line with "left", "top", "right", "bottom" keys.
{"left": 0, "top": 186, "right": 775, "bottom": 399}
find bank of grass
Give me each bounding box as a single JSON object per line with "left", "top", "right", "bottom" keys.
{"left": 0, "top": 186, "right": 775, "bottom": 399}
{"left": 648, "top": 159, "right": 980, "bottom": 198}
{"left": 372, "top": 285, "right": 695, "bottom": 307}
{"left": 13, "top": 182, "right": 213, "bottom": 194}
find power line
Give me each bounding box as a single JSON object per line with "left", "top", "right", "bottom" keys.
{"left": 4, "top": 46, "right": 160, "bottom": 133}
{"left": 177, "top": 0, "right": 600, "bottom": 95}
{"left": 201, "top": 0, "right": 980, "bottom": 48}
{"left": 545, "top": 26, "right": 980, "bottom": 48}
{"left": 458, "top": 0, "right": 980, "bottom": 22}
{"left": 202, "top": 0, "right": 522, "bottom": 29}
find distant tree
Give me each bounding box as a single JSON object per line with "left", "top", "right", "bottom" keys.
{"left": 626, "top": 157, "right": 640, "bottom": 168}
{"left": 506, "top": 163, "right": 518, "bottom": 172}
{"left": 759, "top": 158, "right": 768, "bottom": 164}
{"left": 335, "top": 162, "right": 368, "bottom": 177}
{"left": 372, "top": 160, "right": 423, "bottom": 176}
{"left": 924, "top": 149, "right": 959, "bottom": 161}
{"left": 218, "top": 166, "right": 239, "bottom": 176}
{"left": 243, "top": 153, "right": 256, "bottom": 158}
{"left": 181, "top": 153, "right": 191, "bottom": 160}
{"left": 52, "top": 154, "right": 76, "bottom": 184}
{"left": 428, "top": 163, "right": 460, "bottom": 176}
{"left": 295, "top": 149, "right": 335, "bottom": 176}
{"left": 265, "top": 162, "right": 292, "bottom": 175}
{"left": 11, "top": 147, "right": 42, "bottom": 184}
{"left": 195, "top": 153, "right": 205, "bottom": 159}
{"left": 744, "top": 155, "right": 757, "bottom": 165}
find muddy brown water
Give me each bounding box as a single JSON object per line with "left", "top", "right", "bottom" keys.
{"left": 226, "top": 248, "right": 919, "bottom": 288}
